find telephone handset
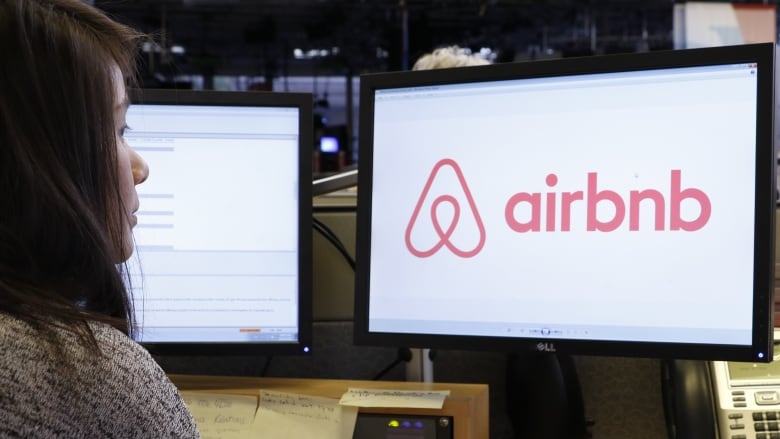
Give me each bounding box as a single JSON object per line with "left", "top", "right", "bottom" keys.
{"left": 662, "top": 355, "right": 780, "bottom": 439}
{"left": 661, "top": 359, "right": 717, "bottom": 439}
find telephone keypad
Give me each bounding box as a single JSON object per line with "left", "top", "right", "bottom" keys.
{"left": 748, "top": 412, "right": 780, "bottom": 439}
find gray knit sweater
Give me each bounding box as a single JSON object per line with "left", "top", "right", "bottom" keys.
{"left": 0, "top": 312, "right": 200, "bottom": 438}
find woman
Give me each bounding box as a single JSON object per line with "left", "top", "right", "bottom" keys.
{"left": 0, "top": 0, "right": 199, "bottom": 436}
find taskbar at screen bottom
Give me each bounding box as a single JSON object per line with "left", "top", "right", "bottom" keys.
{"left": 367, "top": 319, "right": 752, "bottom": 346}
{"left": 135, "top": 326, "right": 299, "bottom": 343}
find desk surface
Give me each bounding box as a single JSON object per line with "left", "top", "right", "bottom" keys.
{"left": 169, "top": 374, "right": 489, "bottom": 439}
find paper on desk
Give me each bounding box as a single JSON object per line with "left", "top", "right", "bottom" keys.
{"left": 252, "top": 390, "right": 358, "bottom": 439}
{"left": 180, "top": 391, "right": 258, "bottom": 439}
{"left": 339, "top": 388, "right": 450, "bottom": 409}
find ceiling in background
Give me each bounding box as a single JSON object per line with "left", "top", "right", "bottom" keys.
{"left": 93, "top": 0, "right": 772, "bottom": 81}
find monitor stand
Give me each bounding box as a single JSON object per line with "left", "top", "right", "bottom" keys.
{"left": 505, "top": 351, "right": 589, "bottom": 439}
{"left": 405, "top": 348, "right": 435, "bottom": 383}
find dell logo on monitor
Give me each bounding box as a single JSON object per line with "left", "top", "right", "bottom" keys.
{"left": 536, "top": 342, "right": 557, "bottom": 353}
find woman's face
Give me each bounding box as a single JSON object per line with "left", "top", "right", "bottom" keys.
{"left": 113, "top": 67, "right": 149, "bottom": 261}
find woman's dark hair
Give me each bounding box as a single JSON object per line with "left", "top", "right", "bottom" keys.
{"left": 0, "top": 0, "right": 144, "bottom": 347}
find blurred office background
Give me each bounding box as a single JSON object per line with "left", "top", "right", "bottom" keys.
{"left": 94, "top": 0, "right": 777, "bottom": 174}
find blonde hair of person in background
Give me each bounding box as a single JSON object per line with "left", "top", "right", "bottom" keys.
{"left": 412, "top": 45, "right": 491, "bottom": 70}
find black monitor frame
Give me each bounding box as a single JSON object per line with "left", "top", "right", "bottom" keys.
{"left": 354, "top": 43, "right": 776, "bottom": 362}
{"left": 128, "top": 88, "right": 313, "bottom": 356}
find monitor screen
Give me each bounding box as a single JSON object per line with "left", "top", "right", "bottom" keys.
{"left": 320, "top": 136, "right": 340, "bottom": 153}
{"left": 125, "top": 89, "right": 313, "bottom": 355}
{"left": 354, "top": 43, "right": 776, "bottom": 362}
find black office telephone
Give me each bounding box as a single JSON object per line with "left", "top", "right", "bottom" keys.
{"left": 662, "top": 357, "right": 780, "bottom": 439}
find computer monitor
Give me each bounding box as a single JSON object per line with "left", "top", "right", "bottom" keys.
{"left": 125, "top": 89, "right": 313, "bottom": 355}
{"left": 354, "top": 43, "right": 776, "bottom": 363}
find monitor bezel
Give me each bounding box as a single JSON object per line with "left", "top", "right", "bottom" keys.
{"left": 128, "top": 88, "right": 313, "bottom": 356}
{"left": 353, "top": 43, "right": 776, "bottom": 362}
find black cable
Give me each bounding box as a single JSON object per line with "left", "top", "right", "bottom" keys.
{"left": 260, "top": 355, "right": 273, "bottom": 376}
{"left": 372, "top": 348, "right": 413, "bottom": 381}
{"left": 312, "top": 216, "right": 356, "bottom": 271}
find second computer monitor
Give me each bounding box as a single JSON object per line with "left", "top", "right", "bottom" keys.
{"left": 125, "top": 89, "right": 313, "bottom": 356}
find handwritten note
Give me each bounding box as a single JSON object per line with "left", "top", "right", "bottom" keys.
{"left": 339, "top": 388, "right": 450, "bottom": 409}
{"left": 181, "top": 392, "right": 258, "bottom": 439}
{"left": 252, "top": 390, "right": 358, "bottom": 439}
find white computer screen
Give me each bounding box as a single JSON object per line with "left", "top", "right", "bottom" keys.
{"left": 125, "top": 90, "right": 312, "bottom": 354}
{"left": 355, "top": 43, "right": 776, "bottom": 362}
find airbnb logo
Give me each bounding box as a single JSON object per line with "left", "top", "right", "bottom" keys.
{"left": 505, "top": 170, "right": 711, "bottom": 232}
{"left": 405, "top": 159, "right": 486, "bottom": 258}
{"left": 406, "top": 161, "right": 712, "bottom": 258}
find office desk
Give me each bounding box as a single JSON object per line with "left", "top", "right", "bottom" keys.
{"left": 169, "top": 374, "right": 489, "bottom": 439}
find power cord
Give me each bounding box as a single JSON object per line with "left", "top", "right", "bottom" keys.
{"left": 312, "top": 216, "right": 356, "bottom": 271}
{"left": 372, "top": 348, "right": 413, "bottom": 381}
